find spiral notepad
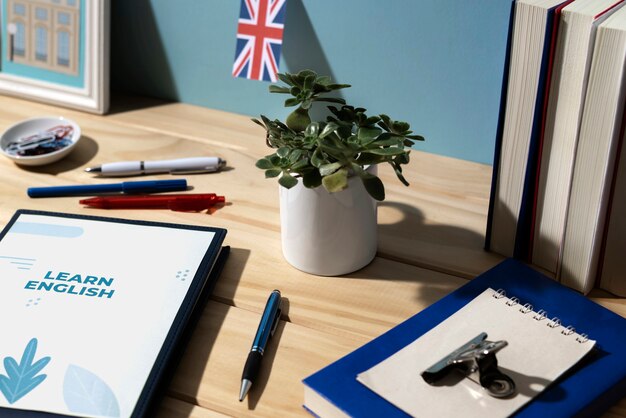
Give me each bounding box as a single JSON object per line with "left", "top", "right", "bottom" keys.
{"left": 357, "top": 288, "right": 596, "bottom": 418}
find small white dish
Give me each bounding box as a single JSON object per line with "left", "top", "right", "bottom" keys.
{"left": 0, "top": 117, "right": 81, "bottom": 166}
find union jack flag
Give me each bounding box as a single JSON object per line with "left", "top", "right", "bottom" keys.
{"left": 233, "top": 0, "right": 287, "bottom": 82}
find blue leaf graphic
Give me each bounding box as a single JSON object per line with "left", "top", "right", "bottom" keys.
{"left": 63, "top": 365, "right": 120, "bottom": 417}
{"left": 4, "top": 358, "right": 19, "bottom": 377}
{"left": 0, "top": 338, "right": 51, "bottom": 404}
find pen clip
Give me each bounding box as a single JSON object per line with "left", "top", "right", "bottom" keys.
{"left": 169, "top": 167, "right": 221, "bottom": 174}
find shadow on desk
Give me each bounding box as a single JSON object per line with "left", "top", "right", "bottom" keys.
{"left": 378, "top": 201, "right": 487, "bottom": 254}
{"left": 376, "top": 200, "right": 502, "bottom": 279}
{"left": 162, "top": 248, "right": 250, "bottom": 408}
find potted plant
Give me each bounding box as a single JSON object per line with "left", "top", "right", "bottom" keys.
{"left": 254, "top": 70, "right": 424, "bottom": 275}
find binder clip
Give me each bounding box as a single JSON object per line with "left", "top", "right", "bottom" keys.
{"left": 421, "top": 332, "right": 516, "bottom": 398}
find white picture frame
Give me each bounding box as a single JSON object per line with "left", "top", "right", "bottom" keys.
{"left": 0, "top": 0, "right": 109, "bottom": 114}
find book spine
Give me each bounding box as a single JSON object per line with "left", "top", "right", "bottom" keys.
{"left": 485, "top": 0, "right": 516, "bottom": 251}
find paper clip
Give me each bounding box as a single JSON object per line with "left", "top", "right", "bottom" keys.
{"left": 421, "top": 332, "right": 516, "bottom": 398}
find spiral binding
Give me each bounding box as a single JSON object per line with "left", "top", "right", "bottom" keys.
{"left": 491, "top": 289, "right": 590, "bottom": 343}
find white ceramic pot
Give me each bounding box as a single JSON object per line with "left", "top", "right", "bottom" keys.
{"left": 279, "top": 166, "right": 378, "bottom": 276}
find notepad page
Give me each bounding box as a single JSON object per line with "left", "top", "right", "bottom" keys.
{"left": 357, "top": 289, "right": 595, "bottom": 418}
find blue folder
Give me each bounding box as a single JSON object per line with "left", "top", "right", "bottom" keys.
{"left": 303, "top": 259, "right": 626, "bottom": 417}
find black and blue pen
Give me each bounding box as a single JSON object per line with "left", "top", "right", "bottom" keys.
{"left": 239, "top": 289, "right": 282, "bottom": 402}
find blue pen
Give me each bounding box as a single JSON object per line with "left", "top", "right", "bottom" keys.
{"left": 27, "top": 179, "right": 188, "bottom": 198}
{"left": 239, "top": 289, "right": 282, "bottom": 401}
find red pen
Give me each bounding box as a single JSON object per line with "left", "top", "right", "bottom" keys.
{"left": 79, "top": 194, "right": 225, "bottom": 211}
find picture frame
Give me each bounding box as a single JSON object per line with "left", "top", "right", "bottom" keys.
{"left": 0, "top": 0, "right": 109, "bottom": 114}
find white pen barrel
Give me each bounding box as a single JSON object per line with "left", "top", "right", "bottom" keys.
{"left": 144, "top": 157, "right": 221, "bottom": 173}
{"left": 100, "top": 161, "right": 142, "bottom": 176}
{"left": 98, "top": 157, "right": 222, "bottom": 176}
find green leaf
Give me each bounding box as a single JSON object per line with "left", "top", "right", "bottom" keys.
{"left": 284, "top": 98, "right": 300, "bottom": 107}
{"left": 355, "top": 153, "right": 384, "bottom": 165}
{"left": 269, "top": 85, "right": 291, "bottom": 94}
{"left": 319, "top": 141, "right": 347, "bottom": 159}
{"left": 279, "top": 172, "right": 298, "bottom": 189}
{"left": 319, "top": 162, "right": 342, "bottom": 176}
{"left": 320, "top": 122, "right": 340, "bottom": 138}
{"left": 277, "top": 147, "right": 290, "bottom": 158}
{"left": 391, "top": 162, "right": 410, "bottom": 186}
{"left": 311, "top": 148, "right": 326, "bottom": 168}
{"left": 362, "top": 175, "right": 385, "bottom": 201}
{"left": 326, "top": 83, "right": 351, "bottom": 90}
{"left": 392, "top": 121, "right": 410, "bottom": 133}
{"left": 303, "top": 74, "right": 315, "bottom": 90}
{"left": 358, "top": 127, "right": 383, "bottom": 142}
{"left": 305, "top": 122, "right": 320, "bottom": 137}
{"left": 394, "top": 152, "right": 410, "bottom": 165}
{"left": 313, "top": 97, "right": 347, "bottom": 105}
{"left": 290, "top": 86, "right": 302, "bottom": 96}
{"left": 277, "top": 73, "right": 295, "bottom": 86}
{"left": 265, "top": 169, "right": 282, "bottom": 178}
{"left": 364, "top": 116, "right": 381, "bottom": 125}
{"left": 256, "top": 158, "right": 275, "bottom": 169}
{"left": 298, "top": 69, "right": 317, "bottom": 78}
{"left": 378, "top": 114, "right": 392, "bottom": 131}
{"left": 269, "top": 155, "right": 281, "bottom": 165}
{"left": 370, "top": 137, "right": 403, "bottom": 147}
{"left": 288, "top": 149, "right": 304, "bottom": 163}
{"left": 291, "top": 159, "right": 309, "bottom": 171}
{"left": 322, "top": 168, "right": 349, "bottom": 193}
{"left": 316, "top": 75, "right": 331, "bottom": 85}
{"left": 407, "top": 134, "right": 425, "bottom": 141}
{"left": 362, "top": 147, "right": 406, "bottom": 156}
{"left": 251, "top": 118, "right": 266, "bottom": 129}
{"left": 302, "top": 170, "right": 322, "bottom": 188}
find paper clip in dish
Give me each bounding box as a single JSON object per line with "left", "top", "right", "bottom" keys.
{"left": 421, "top": 332, "right": 516, "bottom": 398}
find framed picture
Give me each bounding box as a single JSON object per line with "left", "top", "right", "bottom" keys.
{"left": 0, "top": 0, "right": 109, "bottom": 114}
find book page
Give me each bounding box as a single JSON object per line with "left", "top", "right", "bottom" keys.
{"left": 357, "top": 289, "right": 595, "bottom": 418}
{"left": 0, "top": 213, "right": 218, "bottom": 418}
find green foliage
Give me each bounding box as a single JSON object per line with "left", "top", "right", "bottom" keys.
{"left": 253, "top": 69, "right": 425, "bottom": 201}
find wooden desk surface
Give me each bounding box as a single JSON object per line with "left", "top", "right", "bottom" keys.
{"left": 0, "top": 95, "right": 624, "bottom": 417}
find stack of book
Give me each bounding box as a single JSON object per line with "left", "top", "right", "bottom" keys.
{"left": 487, "top": 0, "right": 626, "bottom": 295}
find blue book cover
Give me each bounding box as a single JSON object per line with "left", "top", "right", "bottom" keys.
{"left": 302, "top": 259, "right": 626, "bottom": 417}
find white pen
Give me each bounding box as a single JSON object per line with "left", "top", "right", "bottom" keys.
{"left": 85, "top": 157, "right": 227, "bottom": 176}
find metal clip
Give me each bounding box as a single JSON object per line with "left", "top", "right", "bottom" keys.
{"left": 421, "top": 332, "right": 516, "bottom": 398}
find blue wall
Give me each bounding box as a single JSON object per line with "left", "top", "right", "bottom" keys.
{"left": 111, "top": 0, "right": 513, "bottom": 165}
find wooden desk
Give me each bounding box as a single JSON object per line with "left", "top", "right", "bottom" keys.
{"left": 0, "top": 95, "right": 624, "bottom": 417}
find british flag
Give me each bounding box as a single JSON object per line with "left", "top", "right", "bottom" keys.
{"left": 233, "top": 0, "right": 287, "bottom": 82}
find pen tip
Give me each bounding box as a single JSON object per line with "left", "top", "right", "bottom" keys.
{"left": 84, "top": 167, "right": 101, "bottom": 173}
{"left": 239, "top": 379, "right": 251, "bottom": 402}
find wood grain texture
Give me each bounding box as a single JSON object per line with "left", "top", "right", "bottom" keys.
{"left": 169, "top": 301, "right": 368, "bottom": 417}
{"left": 157, "top": 397, "right": 231, "bottom": 418}
{"left": 0, "top": 94, "right": 624, "bottom": 417}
